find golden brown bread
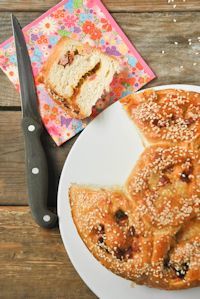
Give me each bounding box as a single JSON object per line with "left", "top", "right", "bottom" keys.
{"left": 69, "top": 143, "right": 200, "bottom": 290}
{"left": 120, "top": 89, "right": 200, "bottom": 145}
{"left": 69, "top": 88, "right": 200, "bottom": 290}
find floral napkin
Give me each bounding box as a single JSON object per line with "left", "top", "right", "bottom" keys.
{"left": 0, "top": 0, "right": 155, "bottom": 145}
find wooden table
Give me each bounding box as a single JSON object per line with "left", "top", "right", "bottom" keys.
{"left": 0, "top": 1, "right": 200, "bottom": 298}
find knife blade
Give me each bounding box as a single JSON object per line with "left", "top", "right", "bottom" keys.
{"left": 11, "top": 14, "right": 58, "bottom": 228}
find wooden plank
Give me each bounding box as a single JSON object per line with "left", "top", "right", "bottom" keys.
{"left": 0, "top": 206, "right": 96, "bottom": 299}
{"left": 0, "top": 111, "right": 78, "bottom": 205}
{"left": 0, "top": 0, "right": 199, "bottom": 12}
{"left": 0, "top": 112, "right": 27, "bottom": 204}
{"left": 117, "top": 11, "right": 200, "bottom": 88}
{"left": 0, "top": 11, "right": 41, "bottom": 107}
{"left": 0, "top": 11, "right": 200, "bottom": 107}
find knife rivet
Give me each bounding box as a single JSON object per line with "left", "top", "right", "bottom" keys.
{"left": 43, "top": 215, "right": 51, "bottom": 222}
{"left": 32, "top": 168, "right": 39, "bottom": 175}
{"left": 28, "top": 125, "right": 35, "bottom": 132}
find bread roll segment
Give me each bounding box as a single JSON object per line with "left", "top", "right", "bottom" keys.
{"left": 121, "top": 89, "right": 200, "bottom": 145}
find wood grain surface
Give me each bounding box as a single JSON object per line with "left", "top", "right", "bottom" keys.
{"left": 0, "top": 11, "right": 200, "bottom": 107}
{"left": 0, "top": 1, "right": 200, "bottom": 298}
{"left": 0, "top": 111, "right": 78, "bottom": 205}
{"left": 0, "top": 206, "right": 96, "bottom": 299}
{"left": 0, "top": 0, "right": 199, "bottom": 12}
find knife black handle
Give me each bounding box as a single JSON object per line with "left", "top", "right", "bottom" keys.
{"left": 22, "top": 117, "right": 58, "bottom": 228}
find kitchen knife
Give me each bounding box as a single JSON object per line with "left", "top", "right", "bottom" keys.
{"left": 11, "top": 14, "right": 58, "bottom": 228}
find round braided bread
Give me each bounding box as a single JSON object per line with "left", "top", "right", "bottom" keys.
{"left": 69, "top": 89, "right": 200, "bottom": 290}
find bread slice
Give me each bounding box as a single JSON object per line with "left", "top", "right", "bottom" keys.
{"left": 38, "top": 37, "right": 121, "bottom": 119}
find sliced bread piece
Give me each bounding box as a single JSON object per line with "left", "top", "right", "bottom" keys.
{"left": 38, "top": 37, "right": 121, "bottom": 119}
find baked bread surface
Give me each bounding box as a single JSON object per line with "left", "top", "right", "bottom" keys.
{"left": 70, "top": 186, "right": 153, "bottom": 285}
{"left": 38, "top": 37, "right": 120, "bottom": 119}
{"left": 121, "top": 89, "right": 200, "bottom": 145}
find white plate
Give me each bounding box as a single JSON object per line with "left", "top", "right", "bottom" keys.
{"left": 58, "top": 84, "right": 200, "bottom": 299}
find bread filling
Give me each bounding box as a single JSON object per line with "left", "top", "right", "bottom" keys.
{"left": 70, "top": 61, "right": 101, "bottom": 102}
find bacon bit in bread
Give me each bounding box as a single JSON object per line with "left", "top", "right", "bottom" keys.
{"left": 170, "top": 262, "right": 189, "bottom": 279}
{"left": 152, "top": 119, "right": 159, "bottom": 126}
{"left": 68, "top": 51, "right": 75, "bottom": 65}
{"left": 163, "top": 164, "right": 174, "bottom": 173}
{"left": 159, "top": 175, "right": 171, "bottom": 186}
{"left": 98, "top": 236, "right": 104, "bottom": 244}
{"left": 180, "top": 165, "right": 193, "bottom": 183}
{"left": 58, "top": 54, "right": 69, "bottom": 67}
{"left": 114, "top": 246, "right": 133, "bottom": 260}
{"left": 115, "top": 209, "right": 128, "bottom": 223}
{"left": 92, "top": 224, "right": 105, "bottom": 235}
{"left": 58, "top": 50, "right": 79, "bottom": 67}
{"left": 163, "top": 256, "right": 170, "bottom": 268}
{"left": 180, "top": 172, "right": 191, "bottom": 183}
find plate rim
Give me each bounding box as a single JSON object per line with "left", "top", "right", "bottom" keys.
{"left": 57, "top": 84, "right": 200, "bottom": 298}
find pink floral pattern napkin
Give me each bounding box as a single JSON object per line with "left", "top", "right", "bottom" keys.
{"left": 0, "top": 0, "right": 155, "bottom": 145}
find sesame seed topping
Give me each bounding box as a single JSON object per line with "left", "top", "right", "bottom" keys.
{"left": 122, "top": 90, "right": 200, "bottom": 143}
